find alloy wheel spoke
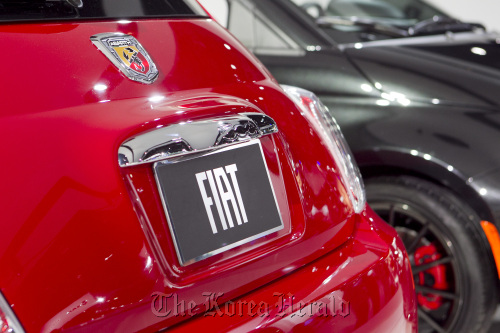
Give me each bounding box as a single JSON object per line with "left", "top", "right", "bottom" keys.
{"left": 388, "top": 204, "right": 396, "bottom": 226}
{"left": 412, "top": 256, "right": 452, "bottom": 275}
{"left": 406, "top": 221, "right": 430, "bottom": 254}
{"left": 415, "top": 285, "right": 459, "bottom": 300}
{"left": 418, "top": 308, "right": 447, "bottom": 333}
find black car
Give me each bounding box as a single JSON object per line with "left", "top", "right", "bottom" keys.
{"left": 202, "top": 0, "right": 500, "bottom": 332}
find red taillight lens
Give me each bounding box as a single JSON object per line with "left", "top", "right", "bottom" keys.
{"left": 1, "top": 313, "right": 8, "bottom": 333}
{"left": 0, "top": 293, "right": 24, "bottom": 333}
{"left": 282, "top": 85, "right": 366, "bottom": 213}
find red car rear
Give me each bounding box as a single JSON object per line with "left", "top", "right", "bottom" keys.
{"left": 0, "top": 1, "right": 416, "bottom": 332}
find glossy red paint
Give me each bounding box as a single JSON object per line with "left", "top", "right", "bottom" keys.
{"left": 166, "top": 209, "right": 417, "bottom": 333}
{"left": 0, "top": 17, "right": 416, "bottom": 332}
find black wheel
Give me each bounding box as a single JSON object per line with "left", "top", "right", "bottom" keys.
{"left": 366, "top": 176, "right": 498, "bottom": 333}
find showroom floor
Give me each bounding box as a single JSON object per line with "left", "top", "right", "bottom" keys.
{"left": 488, "top": 307, "right": 500, "bottom": 332}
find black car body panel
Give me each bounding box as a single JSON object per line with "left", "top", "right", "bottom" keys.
{"left": 246, "top": 4, "right": 500, "bottom": 226}
{"left": 343, "top": 33, "right": 500, "bottom": 108}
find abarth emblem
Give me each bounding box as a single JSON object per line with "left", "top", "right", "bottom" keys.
{"left": 90, "top": 33, "right": 158, "bottom": 84}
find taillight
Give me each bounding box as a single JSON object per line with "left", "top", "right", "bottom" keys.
{"left": 0, "top": 293, "right": 24, "bottom": 333}
{"left": 282, "top": 85, "right": 366, "bottom": 213}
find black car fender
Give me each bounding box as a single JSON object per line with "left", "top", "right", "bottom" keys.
{"left": 355, "top": 147, "right": 496, "bottom": 224}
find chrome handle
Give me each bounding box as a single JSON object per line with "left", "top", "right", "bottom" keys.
{"left": 118, "top": 113, "right": 278, "bottom": 167}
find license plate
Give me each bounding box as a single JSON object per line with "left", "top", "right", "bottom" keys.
{"left": 154, "top": 140, "right": 283, "bottom": 266}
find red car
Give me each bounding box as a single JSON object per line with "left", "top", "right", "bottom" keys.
{"left": 0, "top": 1, "right": 416, "bottom": 332}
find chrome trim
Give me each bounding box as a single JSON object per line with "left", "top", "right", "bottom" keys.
{"left": 254, "top": 48, "right": 306, "bottom": 57}
{"left": 118, "top": 113, "right": 278, "bottom": 167}
{"left": 153, "top": 140, "right": 284, "bottom": 266}
{"left": 0, "top": 292, "right": 25, "bottom": 333}
{"left": 339, "top": 31, "right": 497, "bottom": 50}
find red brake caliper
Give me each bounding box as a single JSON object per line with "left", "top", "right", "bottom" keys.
{"left": 415, "top": 243, "right": 449, "bottom": 310}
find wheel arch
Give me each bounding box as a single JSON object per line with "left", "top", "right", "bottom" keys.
{"left": 356, "top": 148, "right": 495, "bottom": 224}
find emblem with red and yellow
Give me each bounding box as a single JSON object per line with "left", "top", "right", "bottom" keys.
{"left": 90, "top": 33, "right": 158, "bottom": 84}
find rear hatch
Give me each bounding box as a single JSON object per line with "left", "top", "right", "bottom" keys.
{"left": 0, "top": 1, "right": 356, "bottom": 331}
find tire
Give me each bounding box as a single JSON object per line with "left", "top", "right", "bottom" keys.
{"left": 365, "top": 176, "right": 498, "bottom": 333}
